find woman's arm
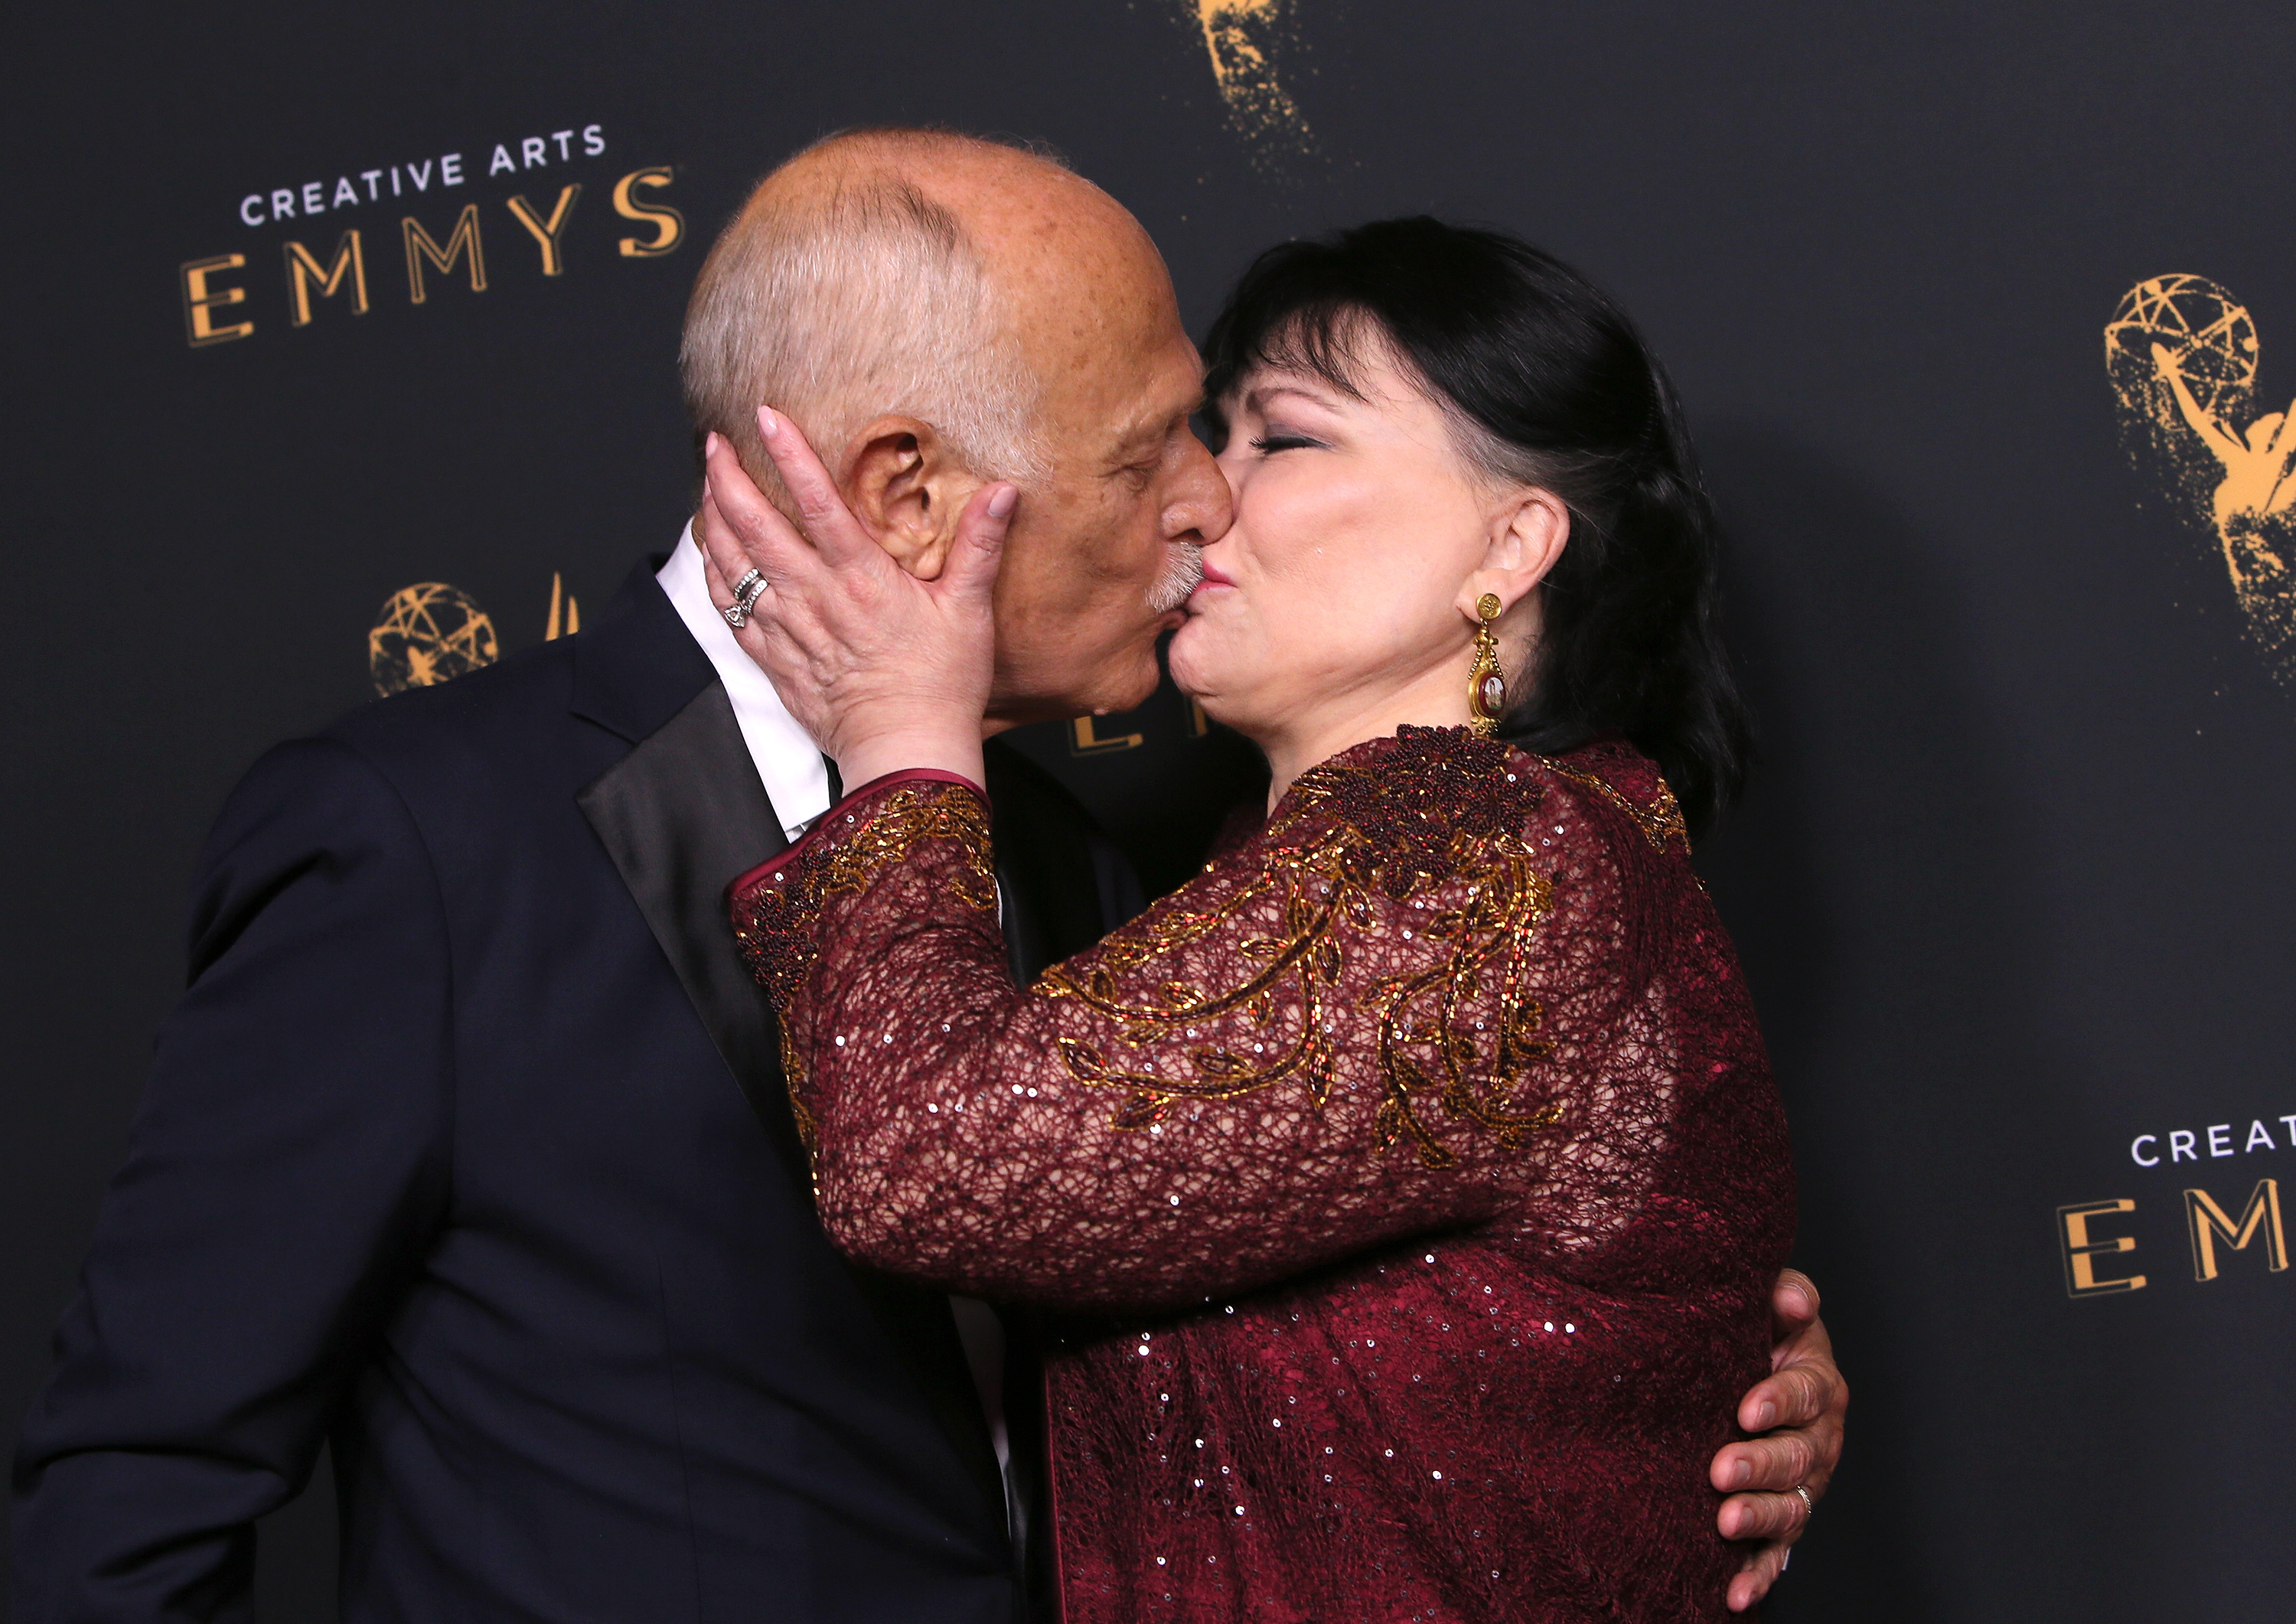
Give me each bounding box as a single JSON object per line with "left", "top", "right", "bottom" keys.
{"left": 736, "top": 741, "right": 1668, "bottom": 1313}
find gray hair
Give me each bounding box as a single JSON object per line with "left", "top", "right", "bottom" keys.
{"left": 680, "top": 135, "right": 1051, "bottom": 504}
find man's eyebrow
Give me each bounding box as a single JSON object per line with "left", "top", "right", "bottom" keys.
{"left": 1104, "top": 421, "right": 1163, "bottom": 465}
{"left": 1105, "top": 406, "right": 1192, "bottom": 464}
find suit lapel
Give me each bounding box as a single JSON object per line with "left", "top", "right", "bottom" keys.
{"left": 576, "top": 680, "right": 807, "bottom": 1178}
{"left": 571, "top": 560, "right": 1009, "bottom": 1533}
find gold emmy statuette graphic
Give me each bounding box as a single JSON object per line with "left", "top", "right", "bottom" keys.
{"left": 369, "top": 583, "right": 501, "bottom": 694}
{"left": 1186, "top": 0, "right": 1315, "bottom": 167}
{"left": 367, "top": 574, "right": 582, "bottom": 696}
{"left": 2106, "top": 275, "right": 2296, "bottom": 680}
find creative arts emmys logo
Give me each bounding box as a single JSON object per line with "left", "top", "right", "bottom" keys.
{"left": 2105, "top": 276, "right": 2296, "bottom": 680}
{"left": 178, "top": 122, "right": 684, "bottom": 348}
{"left": 165, "top": 119, "right": 682, "bottom": 696}
{"left": 2056, "top": 1110, "right": 2295, "bottom": 1302}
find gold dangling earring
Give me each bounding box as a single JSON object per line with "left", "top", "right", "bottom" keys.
{"left": 1467, "top": 592, "right": 1505, "bottom": 739}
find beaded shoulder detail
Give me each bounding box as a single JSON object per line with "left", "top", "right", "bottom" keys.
{"left": 1534, "top": 738, "right": 1690, "bottom": 853}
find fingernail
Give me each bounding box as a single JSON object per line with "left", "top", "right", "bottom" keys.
{"left": 1754, "top": 1403, "right": 1776, "bottom": 1431}
{"left": 1779, "top": 1548, "right": 1791, "bottom": 1573}
{"left": 1730, "top": 1459, "right": 1753, "bottom": 1489}
{"left": 704, "top": 431, "right": 719, "bottom": 458}
{"left": 757, "top": 405, "right": 780, "bottom": 438}
{"left": 987, "top": 484, "right": 1018, "bottom": 520}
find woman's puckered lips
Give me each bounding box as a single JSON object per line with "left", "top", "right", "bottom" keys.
{"left": 1191, "top": 559, "right": 1238, "bottom": 596}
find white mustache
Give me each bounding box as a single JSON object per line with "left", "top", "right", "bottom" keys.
{"left": 1148, "top": 541, "right": 1206, "bottom": 615}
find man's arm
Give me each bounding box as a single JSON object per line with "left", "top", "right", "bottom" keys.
{"left": 11, "top": 737, "right": 454, "bottom": 1622}
{"left": 1711, "top": 1269, "right": 1848, "bottom": 1613}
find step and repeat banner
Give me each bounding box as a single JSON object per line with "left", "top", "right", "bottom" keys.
{"left": 6, "top": 2, "right": 2291, "bottom": 1619}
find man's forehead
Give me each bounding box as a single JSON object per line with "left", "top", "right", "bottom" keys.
{"left": 971, "top": 188, "right": 1194, "bottom": 448}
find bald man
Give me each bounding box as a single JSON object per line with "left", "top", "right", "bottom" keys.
{"left": 12, "top": 129, "right": 1838, "bottom": 1624}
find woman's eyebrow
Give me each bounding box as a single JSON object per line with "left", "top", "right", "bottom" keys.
{"left": 1249, "top": 379, "right": 1345, "bottom": 413}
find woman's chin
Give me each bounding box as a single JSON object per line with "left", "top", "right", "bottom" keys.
{"left": 1166, "top": 619, "right": 1217, "bottom": 697}
{"left": 1167, "top": 660, "right": 1248, "bottom": 739}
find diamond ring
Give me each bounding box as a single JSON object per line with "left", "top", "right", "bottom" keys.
{"left": 722, "top": 569, "right": 768, "bottom": 628}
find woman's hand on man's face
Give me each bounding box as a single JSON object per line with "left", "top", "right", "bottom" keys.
{"left": 695, "top": 408, "right": 1014, "bottom": 791}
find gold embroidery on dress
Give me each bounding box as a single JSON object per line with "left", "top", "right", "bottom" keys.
{"left": 1541, "top": 761, "right": 1689, "bottom": 851}
{"left": 812, "top": 785, "right": 999, "bottom": 911}
{"left": 779, "top": 1026, "right": 818, "bottom": 1154}
{"left": 737, "top": 784, "right": 997, "bottom": 981}
{"left": 1039, "top": 755, "right": 1564, "bottom": 1169}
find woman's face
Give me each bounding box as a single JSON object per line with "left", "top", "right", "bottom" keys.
{"left": 1168, "top": 339, "right": 1531, "bottom": 748}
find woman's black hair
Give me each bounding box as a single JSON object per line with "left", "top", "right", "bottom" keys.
{"left": 1199, "top": 217, "right": 1752, "bottom": 838}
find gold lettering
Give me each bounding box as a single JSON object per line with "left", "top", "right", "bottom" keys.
{"left": 283, "top": 232, "right": 369, "bottom": 327}
{"left": 611, "top": 167, "right": 684, "bottom": 258}
{"left": 545, "top": 572, "right": 582, "bottom": 641}
{"left": 2184, "top": 1180, "right": 2287, "bottom": 1281}
{"left": 403, "top": 205, "right": 487, "bottom": 305}
{"left": 506, "top": 184, "right": 582, "bottom": 276}
{"left": 181, "top": 253, "right": 253, "bottom": 346}
{"left": 1070, "top": 716, "right": 1145, "bottom": 755}
{"left": 2058, "top": 1200, "right": 2146, "bottom": 1296}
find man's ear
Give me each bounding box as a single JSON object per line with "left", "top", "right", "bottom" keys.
{"left": 1459, "top": 487, "right": 1570, "bottom": 621}
{"left": 839, "top": 416, "right": 986, "bottom": 581}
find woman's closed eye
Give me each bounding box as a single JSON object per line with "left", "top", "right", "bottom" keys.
{"left": 1249, "top": 432, "right": 1325, "bottom": 454}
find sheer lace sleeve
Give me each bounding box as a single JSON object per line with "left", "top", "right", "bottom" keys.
{"left": 732, "top": 730, "right": 1706, "bottom": 1313}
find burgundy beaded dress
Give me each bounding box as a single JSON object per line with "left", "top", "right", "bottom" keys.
{"left": 730, "top": 728, "right": 1795, "bottom": 1623}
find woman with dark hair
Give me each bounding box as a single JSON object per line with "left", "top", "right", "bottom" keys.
{"left": 1199, "top": 220, "right": 1752, "bottom": 834}
{"left": 700, "top": 219, "right": 1792, "bottom": 1622}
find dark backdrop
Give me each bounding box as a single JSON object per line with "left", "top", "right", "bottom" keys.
{"left": 7, "top": 2, "right": 2293, "bottom": 1618}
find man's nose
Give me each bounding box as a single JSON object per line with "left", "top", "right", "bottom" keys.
{"left": 1164, "top": 435, "right": 1234, "bottom": 543}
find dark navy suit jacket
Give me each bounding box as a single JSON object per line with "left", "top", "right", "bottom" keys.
{"left": 11, "top": 559, "right": 1135, "bottom": 1623}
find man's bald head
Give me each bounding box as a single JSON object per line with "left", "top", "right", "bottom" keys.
{"left": 684, "top": 127, "right": 1227, "bottom": 725}
{"left": 680, "top": 127, "right": 1152, "bottom": 504}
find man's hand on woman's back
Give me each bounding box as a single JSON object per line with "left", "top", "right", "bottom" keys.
{"left": 1711, "top": 1269, "right": 1846, "bottom": 1612}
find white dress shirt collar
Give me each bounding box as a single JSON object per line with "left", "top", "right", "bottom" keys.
{"left": 655, "top": 522, "right": 831, "bottom": 843}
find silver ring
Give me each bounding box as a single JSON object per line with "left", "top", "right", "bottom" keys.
{"left": 722, "top": 571, "right": 768, "bottom": 628}
{"left": 1792, "top": 1484, "right": 1814, "bottom": 1521}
